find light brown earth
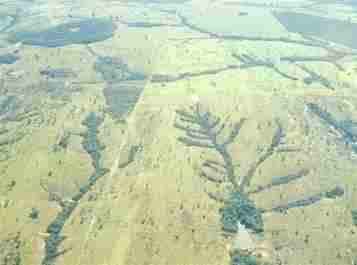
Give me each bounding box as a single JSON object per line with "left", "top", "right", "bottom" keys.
{"left": 1, "top": 0, "right": 357, "bottom": 265}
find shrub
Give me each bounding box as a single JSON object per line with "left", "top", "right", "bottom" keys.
{"left": 219, "top": 191, "right": 263, "bottom": 234}
{"left": 29, "top": 207, "right": 39, "bottom": 220}
{"left": 230, "top": 250, "right": 270, "bottom": 265}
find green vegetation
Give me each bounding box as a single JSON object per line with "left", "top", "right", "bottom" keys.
{"left": 29, "top": 207, "right": 39, "bottom": 220}
{"left": 352, "top": 209, "right": 357, "bottom": 226}
{"left": 42, "top": 112, "right": 107, "bottom": 265}
{"left": 232, "top": 253, "right": 260, "bottom": 265}
{"left": 11, "top": 18, "right": 117, "bottom": 47}
{"left": 0, "top": 233, "right": 22, "bottom": 265}
{"left": 230, "top": 250, "right": 270, "bottom": 265}
{"left": 219, "top": 191, "right": 264, "bottom": 234}
{"left": 81, "top": 112, "right": 105, "bottom": 176}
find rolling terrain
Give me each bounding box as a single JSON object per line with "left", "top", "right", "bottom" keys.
{"left": 1, "top": 0, "right": 357, "bottom": 264}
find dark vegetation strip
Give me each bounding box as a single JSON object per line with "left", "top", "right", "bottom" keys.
{"left": 174, "top": 104, "right": 294, "bottom": 265}
{"left": 160, "top": 8, "right": 357, "bottom": 75}
{"left": 41, "top": 112, "right": 109, "bottom": 265}
{"left": 238, "top": 119, "right": 287, "bottom": 192}
{"left": 10, "top": 18, "right": 116, "bottom": 47}
{"left": 273, "top": 11, "right": 357, "bottom": 50}
{"left": 231, "top": 53, "right": 299, "bottom": 81}
{"left": 40, "top": 68, "right": 77, "bottom": 79}
{"left": 103, "top": 82, "right": 145, "bottom": 121}
{"left": 221, "top": 1, "right": 314, "bottom": 9}
{"left": 0, "top": 53, "right": 19, "bottom": 65}
{"left": 149, "top": 40, "right": 345, "bottom": 85}
{"left": 280, "top": 54, "right": 345, "bottom": 71}
{"left": 298, "top": 65, "right": 336, "bottom": 90}
{"left": 219, "top": 191, "right": 264, "bottom": 234}
{"left": 175, "top": 103, "right": 267, "bottom": 235}
{"left": 87, "top": 45, "right": 147, "bottom": 121}
{"left": 115, "top": 18, "right": 182, "bottom": 28}
{"left": 148, "top": 9, "right": 353, "bottom": 89}
{"left": 87, "top": 45, "right": 147, "bottom": 82}
{"left": 265, "top": 186, "right": 345, "bottom": 213}
{"left": 175, "top": 103, "right": 244, "bottom": 190}
{"left": 233, "top": 51, "right": 344, "bottom": 87}
{"left": 233, "top": 52, "right": 345, "bottom": 72}
{"left": 230, "top": 249, "right": 271, "bottom": 265}
{"left": 94, "top": 55, "right": 147, "bottom": 83}
{"left": 174, "top": 12, "right": 356, "bottom": 56}
{"left": 248, "top": 169, "right": 309, "bottom": 194}
{"left": 0, "top": 14, "right": 18, "bottom": 33}
{"left": 352, "top": 209, "right": 357, "bottom": 226}
{"left": 0, "top": 95, "right": 17, "bottom": 117}
{"left": 174, "top": 104, "right": 300, "bottom": 230}
{"left": 174, "top": 103, "right": 344, "bottom": 264}
{"left": 306, "top": 102, "right": 357, "bottom": 152}
{"left": 150, "top": 65, "right": 240, "bottom": 83}
{"left": 88, "top": 10, "right": 350, "bottom": 86}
